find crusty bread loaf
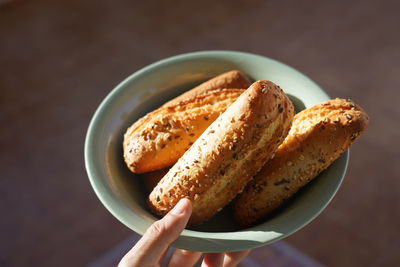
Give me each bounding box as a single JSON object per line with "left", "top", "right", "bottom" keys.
{"left": 123, "top": 89, "right": 244, "bottom": 173}
{"left": 162, "top": 70, "right": 251, "bottom": 107}
{"left": 148, "top": 81, "right": 295, "bottom": 225}
{"left": 233, "top": 98, "right": 369, "bottom": 227}
{"left": 123, "top": 70, "right": 249, "bottom": 173}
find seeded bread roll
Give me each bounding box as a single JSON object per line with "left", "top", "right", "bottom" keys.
{"left": 148, "top": 81, "right": 295, "bottom": 225}
{"left": 233, "top": 98, "right": 369, "bottom": 227}
{"left": 123, "top": 89, "right": 244, "bottom": 173}
{"left": 162, "top": 70, "right": 251, "bottom": 107}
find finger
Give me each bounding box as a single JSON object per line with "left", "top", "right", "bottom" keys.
{"left": 201, "top": 253, "right": 224, "bottom": 267}
{"left": 223, "top": 250, "right": 251, "bottom": 267}
{"left": 168, "top": 249, "right": 202, "bottom": 267}
{"left": 119, "top": 198, "right": 192, "bottom": 267}
{"left": 157, "top": 247, "right": 170, "bottom": 265}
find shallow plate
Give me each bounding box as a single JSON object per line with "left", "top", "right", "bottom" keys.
{"left": 84, "top": 51, "right": 348, "bottom": 252}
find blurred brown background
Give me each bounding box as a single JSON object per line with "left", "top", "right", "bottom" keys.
{"left": 1, "top": 0, "right": 399, "bottom": 266}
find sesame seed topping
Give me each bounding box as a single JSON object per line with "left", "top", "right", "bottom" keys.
{"left": 346, "top": 114, "right": 353, "bottom": 120}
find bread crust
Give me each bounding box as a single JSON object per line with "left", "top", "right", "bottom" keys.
{"left": 233, "top": 98, "right": 369, "bottom": 227}
{"left": 148, "top": 81, "right": 295, "bottom": 225}
{"left": 162, "top": 70, "right": 250, "bottom": 107}
{"left": 123, "top": 89, "right": 244, "bottom": 173}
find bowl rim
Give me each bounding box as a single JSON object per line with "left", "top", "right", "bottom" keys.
{"left": 84, "top": 50, "right": 349, "bottom": 252}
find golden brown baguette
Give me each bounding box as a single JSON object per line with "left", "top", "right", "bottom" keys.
{"left": 233, "top": 98, "right": 369, "bottom": 227}
{"left": 148, "top": 81, "right": 295, "bottom": 225}
{"left": 162, "top": 70, "right": 251, "bottom": 107}
{"left": 123, "top": 89, "right": 244, "bottom": 173}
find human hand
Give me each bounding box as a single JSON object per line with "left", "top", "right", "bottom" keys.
{"left": 118, "top": 198, "right": 250, "bottom": 267}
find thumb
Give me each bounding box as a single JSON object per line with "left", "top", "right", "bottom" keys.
{"left": 119, "top": 198, "right": 192, "bottom": 267}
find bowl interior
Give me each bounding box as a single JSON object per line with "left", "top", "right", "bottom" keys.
{"left": 85, "top": 51, "right": 348, "bottom": 252}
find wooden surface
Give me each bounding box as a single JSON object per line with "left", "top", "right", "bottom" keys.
{"left": 1, "top": 0, "right": 399, "bottom": 266}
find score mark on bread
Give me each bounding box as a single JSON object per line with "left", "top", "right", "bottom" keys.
{"left": 162, "top": 70, "right": 250, "bottom": 107}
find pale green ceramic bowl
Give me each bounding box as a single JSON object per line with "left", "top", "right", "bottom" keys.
{"left": 84, "top": 51, "right": 348, "bottom": 252}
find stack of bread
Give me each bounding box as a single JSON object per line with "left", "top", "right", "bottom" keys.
{"left": 123, "top": 70, "right": 369, "bottom": 227}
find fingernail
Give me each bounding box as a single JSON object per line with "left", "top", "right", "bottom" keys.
{"left": 171, "top": 198, "right": 188, "bottom": 215}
